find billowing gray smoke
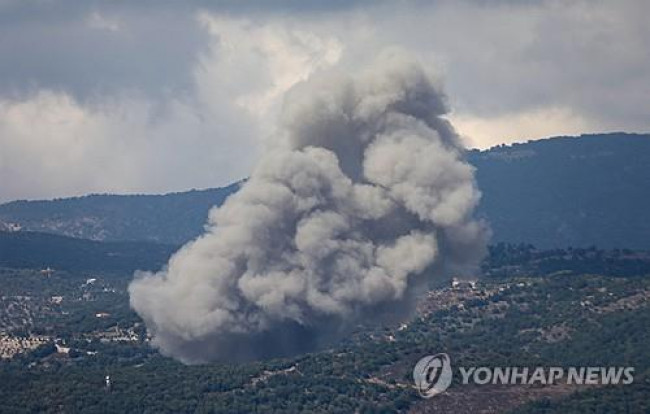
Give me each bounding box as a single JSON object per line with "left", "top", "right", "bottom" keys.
{"left": 129, "top": 54, "right": 488, "bottom": 363}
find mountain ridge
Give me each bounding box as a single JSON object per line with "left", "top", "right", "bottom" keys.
{"left": 1, "top": 132, "right": 649, "bottom": 248}
{"left": 0, "top": 230, "right": 176, "bottom": 274}
{"left": 0, "top": 182, "right": 242, "bottom": 245}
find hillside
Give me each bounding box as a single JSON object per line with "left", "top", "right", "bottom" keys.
{"left": 1, "top": 240, "right": 649, "bottom": 413}
{"left": 469, "top": 132, "right": 650, "bottom": 249}
{"left": 1, "top": 133, "right": 649, "bottom": 249}
{"left": 0, "top": 231, "right": 176, "bottom": 274}
{"left": 0, "top": 183, "right": 241, "bottom": 245}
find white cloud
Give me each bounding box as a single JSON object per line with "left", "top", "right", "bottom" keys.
{"left": 0, "top": 1, "right": 648, "bottom": 201}
{"left": 0, "top": 11, "right": 345, "bottom": 202}
{"left": 450, "top": 107, "right": 593, "bottom": 149}
{"left": 199, "top": 15, "right": 341, "bottom": 116}
{"left": 195, "top": 14, "right": 342, "bottom": 146}
{"left": 86, "top": 12, "right": 121, "bottom": 32}
{"left": 0, "top": 91, "right": 253, "bottom": 202}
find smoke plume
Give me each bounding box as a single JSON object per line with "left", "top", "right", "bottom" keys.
{"left": 129, "top": 53, "right": 488, "bottom": 363}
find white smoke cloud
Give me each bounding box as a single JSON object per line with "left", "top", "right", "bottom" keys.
{"left": 129, "top": 52, "right": 488, "bottom": 363}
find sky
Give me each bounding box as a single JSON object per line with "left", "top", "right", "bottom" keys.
{"left": 0, "top": 0, "right": 648, "bottom": 202}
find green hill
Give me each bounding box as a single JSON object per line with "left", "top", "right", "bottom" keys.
{"left": 0, "top": 183, "right": 241, "bottom": 245}
{"left": 1, "top": 133, "right": 649, "bottom": 249}
{"left": 0, "top": 231, "right": 176, "bottom": 274}
{"left": 469, "top": 132, "right": 650, "bottom": 248}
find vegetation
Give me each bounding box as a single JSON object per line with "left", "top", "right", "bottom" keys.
{"left": 1, "top": 240, "right": 649, "bottom": 412}
{"left": 0, "top": 231, "right": 176, "bottom": 273}
{"left": 470, "top": 132, "right": 650, "bottom": 249}
{"left": 485, "top": 242, "right": 650, "bottom": 277}
{"left": 515, "top": 380, "right": 650, "bottom": 414}
{"left": 0, "top": 183, "right": 241, "bottom": 244}
{"left": 2, "top": 133, "right": 650, "bottom": 249}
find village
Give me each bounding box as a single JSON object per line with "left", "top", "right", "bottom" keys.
{"left": 0, "top": 268, "right": 146, "bottom": 361}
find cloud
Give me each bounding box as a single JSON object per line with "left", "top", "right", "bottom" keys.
{"left": 0, "top": 0, "right": 648, "bottom": 201}
{"left": 450, "top": 106, "right": 593, "bottom": 149}
{"left": 0, "top": 2, "right": 208, "bottom": 102}
{"left": 196, "top": 14, "right": 342, "bottom": 130}
{"left": 0, "top": 9, "right": 343, "bottom": 202}
{"left": 0, "top": 91, "right": 255, "bottom": 202}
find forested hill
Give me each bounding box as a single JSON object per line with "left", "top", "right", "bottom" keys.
{"left": 1, "top": 133, "right": 649, "bottom": 249}
{"left": 0, "top": 182, "right": 241, "bottom": 245}
{"left": 468, "top": 132, "right": 650, "bottom": 249}
{"left": 0, "top": 231, "right": 176, "bottom": 274}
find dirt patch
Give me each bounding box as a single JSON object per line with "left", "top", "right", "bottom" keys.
{"left": 409, "top": 383, "right": 590, "bottom": 414}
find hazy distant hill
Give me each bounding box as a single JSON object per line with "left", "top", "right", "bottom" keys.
{"left": 1, "top": 133, "right": 648, "bottom": 249}
{"left": 0, "top": 182, "right": 241, "bottom": 245}
{"left": 468, "top": 132, "right": 650, "bottom": 249}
